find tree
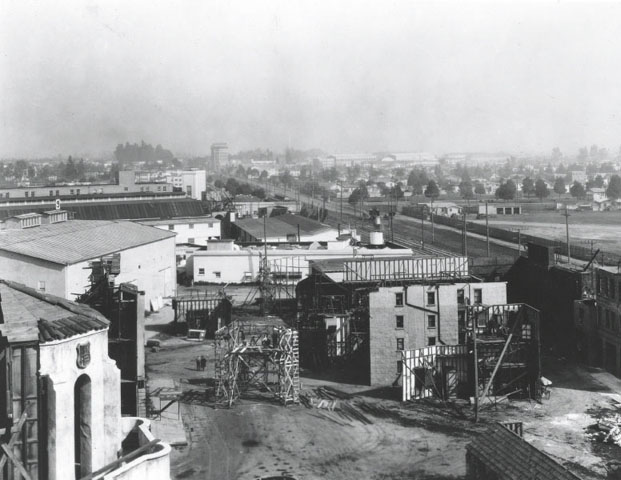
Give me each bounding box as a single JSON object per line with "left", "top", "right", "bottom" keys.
{"left": 594, "top": 175, "right": 605, "bottom": 188}
{"left": 424, "top": 180, "right": 440, "bottom": 200}
{"left": 259, "top": 170, "right": 268, "bottom": 180}
{"left": 495, "top": 180, "right": 517, "bottom": 200}
{"left": 407, "top": 168, "right": 428, "bottom": 195}
{"left": 553, "top": 178, "right": 566, "bottom": 198}
{"left": 348, "top": 186, "right": 368, "bottom": 205}
{"left": 606, "top": 174, "right": 621, "bottom": 200}
{"left": 522, "top": 177, "right": 535, "bottom": 197}
{"left": 214, "top": 179, "right": 224, "bottom": 189}
{"left": 225, "top": 178, "right": 239, "bottom": 196}
{"left": 474, "top": 181, "right": 486, "bottom": 197}
{"left": 569, "top": 181, "right": 586, "bottom": 199}
{"left": 459, "top": 179, "right": 474, "bottom": 201}
{"left": 535, "top": 179, "right": 549, "bottom": 200}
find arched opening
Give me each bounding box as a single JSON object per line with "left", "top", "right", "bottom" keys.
{"left": 74, "top": 374, "right": 92, "bottom": 479}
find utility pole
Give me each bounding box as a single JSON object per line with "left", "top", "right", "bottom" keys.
{"left": 421, "top": 208, "right": 425, "bottom": 250}
{"left": 485, "top": 201, "right": 490, "bottom": 257}
{"left": 339, "top": 181, "right": 343, "bottom": 223}
{"left": 471, "top": 306, "right": 479, "bottom": 423}
{"left": 463, "top": 212, "right": 468, "bottom": 256}
{"left": 431, "top": 199, "right": 435, "bottom": 242}
{"left": 563, "top": 205, "right": 571, "bottom": 264}
{"left": 517, "top": 229, "right": 521, "bottom": 255}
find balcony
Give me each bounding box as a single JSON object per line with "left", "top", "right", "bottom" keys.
{"left": 83, "top": 417, "right": 170, "bottom": 480}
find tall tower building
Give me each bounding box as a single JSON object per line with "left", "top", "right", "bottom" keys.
{"left": 210, "top": 143, "right": 229, "bottom": 171}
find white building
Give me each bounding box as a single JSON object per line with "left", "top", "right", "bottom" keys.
{"left": 139, "top": 217, "right": 221, "bottom": 245}
{"left": 231, "top": 214, "right": 339, "bottom": 243}
{"left": 187, "top": 238, "right": 414, "bottom": 284}
{"left": 0, "top": 280, "right": 170, "bottom": 480}
{"left": 168, "top": 169, "right": 206, "bottom": 200}
{"left": 0, "top": 212, "right": 176, "bottom": 305}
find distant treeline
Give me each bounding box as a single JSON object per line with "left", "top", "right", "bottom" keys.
{"left": 114, "top": 141, "right": 175, "bottom": 164}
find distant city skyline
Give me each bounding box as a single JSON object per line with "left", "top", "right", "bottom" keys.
{"left": 2, "top": 1, "right": 621, "bottom": 158}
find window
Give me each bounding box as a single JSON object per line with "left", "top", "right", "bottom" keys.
{"left": 214, "top": 271, "right": 222, "bottom": 279}
{"left": 24, "top": 191, "right": 29, "bottom": 197}
{"left": 124, "top": 187, "right": 129, "bottom": 191}
{"left": 163, "top": 186, "right": 167, "bottom": 191}
{"left": 208, "top": 222, "right": 213, "bottom": 228}
{"left": 76, "top": 189, "right": 80, "bottom": 195}
{"left": 427, "top": 291, "right": 436, "bottom": 305}
{"left": 189, "top": 223, "right": 194, "bottom": 229}
{"left": 157, "top": 186, "right": 161, "bottom": 191}
{"left": 473, "top": 289, "right": 482, "bottom": 304}
{"left": 428, "top": 337, "right": 436, "bottom": 346}
{"left": 397, "top": 360, "right": 403, "bottom": 374}
{"left": 395, "top": 292, "right": 403, "bottom": 306}
{"left": 396, "top": 315, "right": 404, "bottom": 329}
{"left": 55, "top": 190, "right": 59, "bottom": 196}
{"left": 5, "top": 193, "right": 8, "bottom": 199}
{"left": 396, "top": 338, "right": 404, "bottom": 351}
{"left": 198, "top": 268, "right": 205, "bottom": 275}
{"left": 49, "top": 190, "right": 53, "bottom": 196}
{"left": 188, "top": 238, "right": 195, "bottom": 244}
{"left": 496, "top": 207, "right": 503, "bottom": 214}
{"left": 457, "top": 289, "right": 464, "bottom": 304}
{"left": 168, "top": 224, "right": 174, "bottom": 230}
{"left": 70, "top": 189, "right": 74, "bottom": 195}
{"left": 427, "top": 314, "right": 436, "bottom": 329}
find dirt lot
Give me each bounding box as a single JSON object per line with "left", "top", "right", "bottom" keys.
{"left": 472, "top": 210, "right": 621, "bottom": 255}
{"left": 145, "top": 314, "right": 621, "bottom": 480}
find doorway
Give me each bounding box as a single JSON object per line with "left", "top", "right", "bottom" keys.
{"left": 74, "top": 374, "right": 92, "bottom": 479}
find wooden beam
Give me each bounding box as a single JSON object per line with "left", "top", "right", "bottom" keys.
{"left": 0, "top": 411, "right": 28, "bottom": 469}
{"left": 478, "top": 333, "right": 513, "bottom": 402}
{"left": 0, "top": 443, "right": 32, "bottom": 480}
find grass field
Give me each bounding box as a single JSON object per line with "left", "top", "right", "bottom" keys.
{"left": 472, "top": 210, "right": 621, "bottom": 255}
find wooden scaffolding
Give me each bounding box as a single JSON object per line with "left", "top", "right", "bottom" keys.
{"left": 214, "top": 321, "right": 300, "bottom": 407}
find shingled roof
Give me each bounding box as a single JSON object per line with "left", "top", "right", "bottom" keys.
{"left": 467, "top": 424, "right": 582, "bottom": 480}
{"left": 0, "top": 280, "right": 109, "bottom": 344}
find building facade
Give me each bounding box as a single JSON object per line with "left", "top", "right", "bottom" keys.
{"left": 141, "top": 217, "right": 221, "bottom": 245}
{"left": 210, "top": 143, "right": 228, "bottom": 171}
{"left": 0, "top": 215, "right": 176, "bottom": 305}
{"left": 368, "top": 281, "right": 507, "bottom": 386}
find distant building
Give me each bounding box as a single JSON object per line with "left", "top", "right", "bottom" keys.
{"left": 210, "top": 143, "right": 229, "bottom": 171}
{"left": 326, "top": 153, "right": 377, "bottom": 167}
{"left": 231, "top": 214, "right": 339, "bottom": 243}
{"left": 386, "top": 152, "right": 439, "bottom": 167}
{"left": 0, "top": 169, "right": 173, "bottom": 201}
{"left": 477, "top": 203, "right": 522, "bottom": 216}
{"left": 187, "top": 237, "right": 413, "bottom": 284}
{"left": 0, "top": 213, "right": 176, "bottom": 304}
{"left": 141, "top": 216, "right": 221, "bottom": 245}
{"left": 169, "top": 169, "right": 206, "bottom": 200}
{"left": 418, "top": 202, "right": 463, "bottom": 217}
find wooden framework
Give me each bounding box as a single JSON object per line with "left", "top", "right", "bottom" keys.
{"left": 214, "top": 321, "right": 300, "bottom": 407}
{"left": 172, "top": 292, "right": 232, "bottom": 337}
{"left": 402, "top": 304, "right": 541, "bottom": 404}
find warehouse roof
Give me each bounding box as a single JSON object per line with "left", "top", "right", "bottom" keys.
{"left": 0, "top": 219, "right": 175, "bottom": 265}
{"left": 0, "top": 197, "right": 204, "bottom": 221}
{"left": 0, "top": 280, "right": 109, "bottom": 343}
{"left": 140, "top": 216, "right": 220, "bottom": 226}
{"left": 235, "top": 214, "right": 335, "bottom": 240}
{"left": 467, "top": 424, "right": 582, "bottom": 480}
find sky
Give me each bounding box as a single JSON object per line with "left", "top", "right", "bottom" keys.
{"left": 2, "top": 0, "right": 621, "bottom": 158}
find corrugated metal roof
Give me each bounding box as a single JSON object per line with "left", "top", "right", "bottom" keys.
{"left": 0, "top": 197, "right": 204, "bottom": 221}
{"left": 0, "top": 280, "right": 109, "bottom": 344}
{"left": 235, "top": 214, "right": 334, "bottom": 240}
{"left": 0, "top": 219, "right": 175, "bottom": 265}
{"left": 467, "top": 424, "right": 582, "bottom": 480}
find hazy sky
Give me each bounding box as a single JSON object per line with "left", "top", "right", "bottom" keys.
{"left": 2, "top": 0, "right": 621, "bottom": 158}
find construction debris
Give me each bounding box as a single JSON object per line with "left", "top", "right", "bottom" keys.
{"left": 588, "top": 414, "right": 621, "bottom": 446}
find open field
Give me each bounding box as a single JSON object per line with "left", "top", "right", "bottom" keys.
{"left": 146, "top": 314, "right": 621, "bottom": 480}
{"left": 472, "top": 210, "right": 621, "bottom": 255}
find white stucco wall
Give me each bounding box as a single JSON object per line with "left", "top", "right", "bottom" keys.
{"left": 0, "top": 251, "right": 67, "bottom": 297}
{"left": 152, "top": 222, "right": 221, "bottom": 245}
{"left": 39, "top": 329, "right": 122, "bottom": 480}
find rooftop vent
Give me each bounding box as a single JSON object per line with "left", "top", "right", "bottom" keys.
{"left": 6, "top": 213, "right": 42, "bottom": 229}
{"left": 42, "top": 210, "right": 68, "bottom": 224}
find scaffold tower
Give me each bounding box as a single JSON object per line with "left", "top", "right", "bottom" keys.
{"left": 214, "top": 321, "right": 300, "bottom": 407}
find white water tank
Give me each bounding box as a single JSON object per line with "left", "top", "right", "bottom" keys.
{"left": 369, "top": 231, "right": 384, "bottom": 246}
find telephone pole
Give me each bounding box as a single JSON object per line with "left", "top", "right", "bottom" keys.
{"left": 485, "top": 201, "right": 490, "bottom": 257}
{"left": 563, "top": 205, "right": 571, "bottom": 264}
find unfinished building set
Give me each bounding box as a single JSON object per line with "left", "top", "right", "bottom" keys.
{"left": 296, "top": 255, "right": 542, "bottom": 403}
